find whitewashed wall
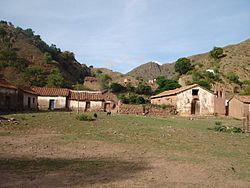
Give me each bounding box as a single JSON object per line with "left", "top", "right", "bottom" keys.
{"left": 23, "top": 93, "right": 37, "bottom": 109}
{"left": 90, "top": 101, "right": 103, "bottom": 111}
{"left": 37, "top": 96, "right": 67, "bottom": 110}
{"left": 69, "top": 100, "right": 86, "bottom": 111}
{"left": 176, "top": 86, "right": 214, "bottom": 115}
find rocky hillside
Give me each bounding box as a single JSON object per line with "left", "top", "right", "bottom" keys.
{"left": 0, "top": 21, "right": 90, "bottom": 87}
{"left": 188, "top": 39, "right": 250, "bottom": 81}
{"left": 127, "top": 61, "right": 175, "bottom": 80}
{"left": 127, "top": 39, "right": 250, "bottom": 93}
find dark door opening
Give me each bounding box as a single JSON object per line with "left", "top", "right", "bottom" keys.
{"left": 49, "top": 99, "right": 55, "bottom": 110}
{"left": 28, "top": 97, "right": 31, "bottom": 108}
{"left": 85, "top": 101, "right": 90, "bottom": 111}
{"left": 191, "top": 99, "right": 200, "bottom": 115}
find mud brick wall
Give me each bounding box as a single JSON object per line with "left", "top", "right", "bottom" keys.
{"left": 147, "top": 106, "right": 174, "bottom": 117}
{"left": 118, "top": 104, "right": 144, "bottom": 115}
{"left": 118, "top": 104, "right": 176, "bottom": 117}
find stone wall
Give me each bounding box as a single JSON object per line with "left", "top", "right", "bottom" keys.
{"left": 118, "top": 103, "right": 175, "bottom": 117}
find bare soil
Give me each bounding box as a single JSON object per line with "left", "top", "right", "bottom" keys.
{"left": 0, "top": 127, "right": 249, "bottom": 188}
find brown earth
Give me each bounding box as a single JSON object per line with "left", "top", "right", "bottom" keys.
{"left": 0, "top": 127, "right": 249, "bottom": 188}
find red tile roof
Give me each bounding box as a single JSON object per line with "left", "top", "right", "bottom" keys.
{"left": 0, "top": 79, "right": 17, "bottom": 89}
{"left": 32, "top": 87, "right": 69, "bottom": 96}
{"left": 151, "top": 84, "right": 199, "bottom": 99}
{"left": 235, "top": 95, "right": 250, "bottom": 104}
{"left": 20, "top": 87, "right": 38, "bottom": 95}
{"left": 69, "top": 91, "right": 104, "bottom": 101}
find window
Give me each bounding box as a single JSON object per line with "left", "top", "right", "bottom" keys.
{"left": 192, "top": 89, "right": 199, "bottom": 96}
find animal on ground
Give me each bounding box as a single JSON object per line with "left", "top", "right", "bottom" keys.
{"left": 107, "top": 112, "right": 111, "bottom": 116}
{"left": 94, "top": 113, "right": 97, "bottom": 119}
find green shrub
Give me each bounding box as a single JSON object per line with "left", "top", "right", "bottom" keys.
{"left": 227, "top": 72, "right": 240, "bottom": 84}
{"left": 215, "top": 121, "right": 222, "bottom": 126}
{"left": 135, "top": 83, "right": 152, "bottom": 95}
{"left": 110, "top": 83, "right": 126, "bottom": 93}
{"left": 208, "top": 125, "right": 244, "bottom": 134}
{"left": 155, "top": 76, "right": 181, "bottom": 93}
{"left": 76, "top": 114, "right": 94, "bottom": 121}
{"left": 175, "top": 57, "right": 192, "bottom": 74}
{"left": 210, "top": 47, "right": 224, "bottom": 59}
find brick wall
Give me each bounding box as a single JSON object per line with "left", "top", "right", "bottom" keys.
{"left": 118, "top": 103, "right": 176, "bottom": 117}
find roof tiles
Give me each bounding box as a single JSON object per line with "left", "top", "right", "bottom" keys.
{"left": 151, "top": 84, "right": 199, "bottom": 99}
{"left": 235, "top": 95, "right": 250, "bottom": 104}
{"left": 0, "top": 79, "right": 17, "bottom": 90}
{"left": 69, "top": 91, "right": 104, "bottom": 101}
{"left": 32, "top": 87, "right": 70, "bottom": 96}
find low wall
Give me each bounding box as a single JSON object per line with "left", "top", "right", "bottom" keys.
{"left": 118, "top": 104, "right": 176, "bottom": 117}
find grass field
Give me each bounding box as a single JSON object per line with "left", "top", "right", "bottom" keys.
{"left": 0, "top": 112, "right": 250, "bottom": 187}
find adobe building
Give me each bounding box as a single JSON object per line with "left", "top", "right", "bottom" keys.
{"left": 18, "top": 88, "right": 38, "bottom": 110}
{"left": 150, "top": 84, "right": 215, "bottom": 116}
{"left": 228, "top": 96, "right": 250, "bottom": 119}
{"left": 69, "top": 90, "right": 104, "bottom": 111}
{"left": 0, "top": 78, "right": 18, "bottom": 111}
{"left": 32, "top": 87, "right": 70, "bottom": 110}
{"left": 213, "top": 83, "right": 227, "bottom": 115}
{"left": 69, "top": 90, "right": 117, "bottom": 112}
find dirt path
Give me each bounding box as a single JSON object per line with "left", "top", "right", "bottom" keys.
{"left": 0, "top": 129, "right": 249, "bottom": 188}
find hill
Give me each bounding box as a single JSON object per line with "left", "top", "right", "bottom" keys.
{"left": 0, "top": 21, "right": 90, "bottom": 87}
{"left": 127, "top": 61, "right": 175, "bottom": 80}
{"left": 127, "top": 39, "right": 250, "bottom": 93}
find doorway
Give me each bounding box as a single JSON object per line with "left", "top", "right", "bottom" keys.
{"left": 191, "top": 99, "right": 200, "bottom": 115}
{"left": 49, "top": 99, "right": 55, "bottom": 110}
{"left": 28, "top": 97, "right": 31, "bottom": 108}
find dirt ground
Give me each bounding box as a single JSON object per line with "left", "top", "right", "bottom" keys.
{"left": 0, "top": 127, "right": 249, "bottom": 188}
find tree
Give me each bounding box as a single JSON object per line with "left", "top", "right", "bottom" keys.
{"left": 61, "top": 51, "right": 75, "bottom": 60}
{"left": 47, "top": 69, "right": 65, "bottom": 88}
{"left": 99, "top": 74, "right": 112, "bottom": 89}
{"left": 110, "top": 83, "right": 126, "bottom": 93}
{"left": 156, "top": 76, "right": 181, "bottom": 93}
{"left": 227, "top": 72, "right": 240, "bottom": 84}
{"left": 210, "top": 47, "right": 223, "bottom": 59}
{"left": 194, "top": 80, "right": 211, "bottom": 90}
{"left": 43, "top": 52, "right": 52, "bottom": 64}
{"left": 24, "top": 67, "right": 46, "bottom": 86}
{"left": 135, "top": 83, "right": 152, "bottom": 95}
{"left": 174, "top": 57, "right": 192, "bottom": 74}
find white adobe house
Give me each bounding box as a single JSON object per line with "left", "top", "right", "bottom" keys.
{"left": 32, "top": 87, "right": 70, "bottom": 110}
{"left": 151, "top": 84, "right": 215, "bottom": 116}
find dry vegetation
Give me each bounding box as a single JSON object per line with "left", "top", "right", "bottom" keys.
{"left": 0, "top": 112, "right": 250, "bottom": 187}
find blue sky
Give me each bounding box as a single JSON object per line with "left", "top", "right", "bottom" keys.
{"left": 1, "top": 0, "right": 250, "bottom": 73}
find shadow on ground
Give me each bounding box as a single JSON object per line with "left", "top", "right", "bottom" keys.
{"left": 0, "top": 157, "right": 149, "bottom": 187}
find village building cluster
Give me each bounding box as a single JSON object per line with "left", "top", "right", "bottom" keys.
{"left": 0, "top": 78, "right": 117, "bottom": 112}
{"left": 0, "top": 78, "right": 249, "bottom": 121}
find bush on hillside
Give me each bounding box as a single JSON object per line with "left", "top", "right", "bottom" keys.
{"left": 110, "top": 83, "right": 126, "bottom": 93}
{"left": 135, "top": 83, "right": 152, "bottom": 95}
{"left": 155, "top": 76, "right": 181, "bottom": 93}
{"left": 118, "top": 94, "right": 147, "bottom": 104}
{"left": 47, "top": 69, "right": 65, "bottom": 88}
{"left": 210, "top": 47, "right": 224, "bottom": 59}
{"left": 175, "top": 57, "right": 192, "bottom": 74}
{"left": 227, "top": 72, "right": 240, "bottom": 84}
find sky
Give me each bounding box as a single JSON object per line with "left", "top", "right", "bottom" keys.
{"left": 0, "top": 0, "right": 250, "bottom": 73}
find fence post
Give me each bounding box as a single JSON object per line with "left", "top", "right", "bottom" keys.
{"left": 247, "top": 113, "right": 250, "bottom": 133}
